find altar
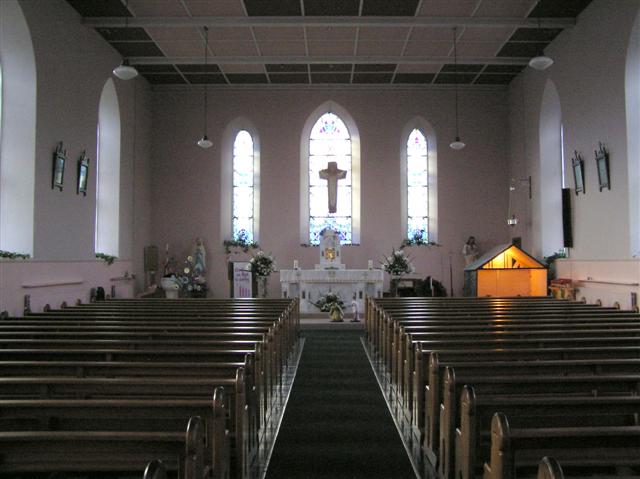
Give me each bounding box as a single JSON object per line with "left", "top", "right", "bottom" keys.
{"left": 280, "top": 268, "right": 383, "bottom": 314}
{"left": 279, "top": 228, "right": 383, "bottom": 314}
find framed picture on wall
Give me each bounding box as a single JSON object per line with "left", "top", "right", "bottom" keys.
{"left": 52, "top": 142, "right": 67, "bottom": 191}
{"left": 572, "top": 150, "right": 585, "bottom": 195}
{"left": 595, "top": 142, "right": 610, "bottom": 192}
{"left": 77, "top": 150, "right": 89, "bottom": 196}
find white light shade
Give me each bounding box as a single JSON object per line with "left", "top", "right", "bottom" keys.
{"left": 113, "top": 62, "right": 138, "bottom": 80}
{"left": 529, "top": 55, "right": 554, "bottom": 71}
{"left": 507, "top": 215, "right": 519, "bottom": 226}
{"left": 450, "top": 137, "right": 466, "bottom": 150}
{"left": 197, "top": 135, "right": 213, "bottom": 149}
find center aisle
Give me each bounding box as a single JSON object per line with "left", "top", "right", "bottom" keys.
{"left": 265, "top": 328, "right": 416, "bottom": 479}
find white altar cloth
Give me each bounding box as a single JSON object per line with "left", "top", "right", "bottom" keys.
{"left": 280, "top": 269, "right": 384, "bottom": 314}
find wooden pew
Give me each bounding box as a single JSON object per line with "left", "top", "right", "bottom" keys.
{"left": 455, "top": 389, "right": 640, "bottom": 479}
{"left": 483, "top": 412, "right": 640, "bottom": 479}
{"left": 0, "top": 415, "right": 206, "bottom": 479}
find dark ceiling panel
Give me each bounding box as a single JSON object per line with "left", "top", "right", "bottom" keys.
{"left": 142, "top": 74, "right": 186, "bottom": 84}
{"left": 96, "top": 27, "right": 150, "bottom": 42}
{"left": 304, "top": 0, "right": 360, "bottom": 15}
{"left": 394, "top": 73, "right": 435, "bottom": 84}
{"left": 226, "top": 74, "right": 269, "bottom": 84}
{"left": 483, "top": 64, "right": 525, "bottom": 74}
{"left": 266, "top": 64, "right": 308, "bottom": 73}
{"left": 433, "top": 73, "right": 476, "bottom": 84}
{"left": 441, "top": 64, "right": 484, "bottom": 73}
{"left": 354, "top": 63, "right": 396, "bottom": 72}
{"left": 110, "top": 42, "right": 165, "bottom": 57}
{"left": 184, "top": 74, "right": 228, "bottom": 84}
{"left": 361, "top": 0, "right": 420, "bottom": 16}
{"left": 66, "top": 0, "right": 131, "bottom": 17}
{"left": 135, "top": 64, "right": 178, "bottom": 73}
{"left": 474, "top": 74, "right": 517, "bottom": 85}
{"left": 497, "top": 42, "right": 546, "bottom": 57}
{"left": 509, "top": 27, "right": 563, "bottom": 42}
{"left": 528, "top": 0, "right": 593, "bottom": 18}
{"left": 269, "top": 73, "right": 310, "bottom": 83}
{"left": 244, "top": 0, "right": 302, "bottom": 16}
{"left": 352, "top": 73, "right": 393, "bottom": 83}
{"left": 310, "top": 64, "right": 352, "bottom": 72}
{"left": 177, "top": 64, "right": 222, "bottom": 73}
{"left": 311, "top": 73, "right": 352, "bottom": 83}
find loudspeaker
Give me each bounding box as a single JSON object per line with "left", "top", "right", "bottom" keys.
{"left": 562, "top": 188, "right": 573, "bottom": 248}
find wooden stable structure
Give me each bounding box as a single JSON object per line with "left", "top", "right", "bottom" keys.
{"left": 464, "top": 243, "right": 547, "bottom": 297}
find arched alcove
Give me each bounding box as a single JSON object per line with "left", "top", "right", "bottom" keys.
{"left": 0, "top": 0, "right": 36, "bottom": 255}
{"left": 95, "top": 78, "right": 121, "bottom": 257}
{"left": 627, "top": 8, "right": 640, "bottom": 255}
{"left": 220, "top": 117, "right": 261, "bottom": 244}
{"left": 539, "top": 79, "right": 564, "bottom": 257}
{"left": 400, "top": 117, "right": 438, "bottom": 244}
{"left": 300, "top": 101, "right": 361, "bottom": 245}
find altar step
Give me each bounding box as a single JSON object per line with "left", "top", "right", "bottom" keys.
{"left": 264, "top": 329, "right": 416, "bottom": 479}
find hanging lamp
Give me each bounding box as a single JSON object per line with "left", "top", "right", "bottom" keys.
{"left": 113, "top": 0, "right": 138, "bottom": 80}
{"left": 197, "top": 26, "right": 213, "bottom": 149}
{"left": 449, "top": 27, "right": 466, "bottom": 150}
{"left": 528, "top": 19, "right": 554, "bottom": 71}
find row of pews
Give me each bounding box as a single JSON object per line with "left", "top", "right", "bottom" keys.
{"left": 0, "top": 297, "right": 299, "bottom": 479}
{"left": 365, "top": 296, "right": 640, "bottom": 479}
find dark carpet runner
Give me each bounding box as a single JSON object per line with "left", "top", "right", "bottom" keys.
{"left": 265, "top": 329, "right": 416, "bottom": 479}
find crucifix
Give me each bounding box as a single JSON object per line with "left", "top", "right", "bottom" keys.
{"left": 319, "top": 161, "right": 347, "bottom": 213}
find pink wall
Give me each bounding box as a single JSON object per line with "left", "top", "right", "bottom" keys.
{"left": 151, "top": 88, "right": 511, "bottom": 297}
{"left": 508, "top": 0, "right": 640, "bottom": 260}
{"left": 0, "top": 1, "right": 153, "bottom": 315}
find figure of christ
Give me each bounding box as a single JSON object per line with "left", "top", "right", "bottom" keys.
{"left": 319, "top": 161, "right": 347, "bottom": 213}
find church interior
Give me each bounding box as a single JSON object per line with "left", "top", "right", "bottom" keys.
{"left": 1, "top": 0, "right": 640, "bottom": 478}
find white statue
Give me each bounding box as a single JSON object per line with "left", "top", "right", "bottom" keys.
{"left": 194, "top": 238, "right": 206, "bottom": 276}
{"left": 319, "top": 161, "right": 347, "bottom": 213}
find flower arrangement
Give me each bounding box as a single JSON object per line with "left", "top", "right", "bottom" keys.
{"left": 176, "top": 255, "right": 207, "bottom": 296}
{"left": 311, "top": 291, "right": 345, "bottom": 313}
{"left": 223, "top": 230, "right": 259, "bottom": 254}
{"left": 381, "top": 248, "right": 415, "bottom": 276}
{"left": 401, "top": 229, "right": 440, "bottom": 248}
{"left": 247, "top": 250, "right": 277, "bottom": 277}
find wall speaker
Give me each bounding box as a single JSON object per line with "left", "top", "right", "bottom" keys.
{"left": 562, "top": 188, "right": 573, "bottom": 248}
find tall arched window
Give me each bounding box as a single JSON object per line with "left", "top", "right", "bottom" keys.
{"left": 401, "top": 118, "right": 438, "bottom": 244}
{"left": 406, "top": 129, "right": 429, "bottom": 242}
{"left": 233, "top": 130, "right": 256, "bottom": 242}
{"left": 0, "top": 0, "right": 36, "bottom": 256}
{"left": 627, "top": 8, "right": 640, "bottom": 255}
{"left": 95, "top": 78, "right": 121, "bottom": 257}
{"left": 308, "top": 112, "right": 352, "bottom": 244}
{"left": 539, "top": 79, "right": 564, "bottom": 257}
{"left": 221, "top": 119, "right": 260, "bottom": 244}
{"left": 301, "top": 103, "right": 360, "bottom": 245}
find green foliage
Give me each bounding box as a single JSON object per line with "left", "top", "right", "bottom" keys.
{"left": 0, "top": 250, "right": 30, "bottom": 260}
{"left": 96, "top": 252, "right": 117, "bottom": 265}
{"left": 247, "top": 251, "right": 277, "bottom": 277}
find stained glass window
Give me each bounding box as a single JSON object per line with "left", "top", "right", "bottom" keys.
{"left": 406, "top": 128, "right": 429, "bottom": 243}
{"left": 309, "top": 112, "right": 352, "bottom": 244}
{"left": 233, "top": 130, "right": 255, "bottom": 242}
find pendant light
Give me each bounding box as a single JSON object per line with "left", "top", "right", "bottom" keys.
{"left": 112, "top": 0, "right": 138, "bottom": 80}
{"left": 197, "top": 26, "right": 213, "bottom": 149}
{"left": 449, "top": 27, "right": 466, "bottom": 151}
{"left": 528, "top": 19, "right": 554, "bottom": 71}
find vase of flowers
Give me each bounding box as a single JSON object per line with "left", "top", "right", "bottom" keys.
{"left": 247, "top": 251, "right": 277, "bottom": 298}
{"left": 176, "top": 255, "right": 208, "bottom": 298}
{"left": 381, "top": 248, "right": 415, "bottom": 276}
